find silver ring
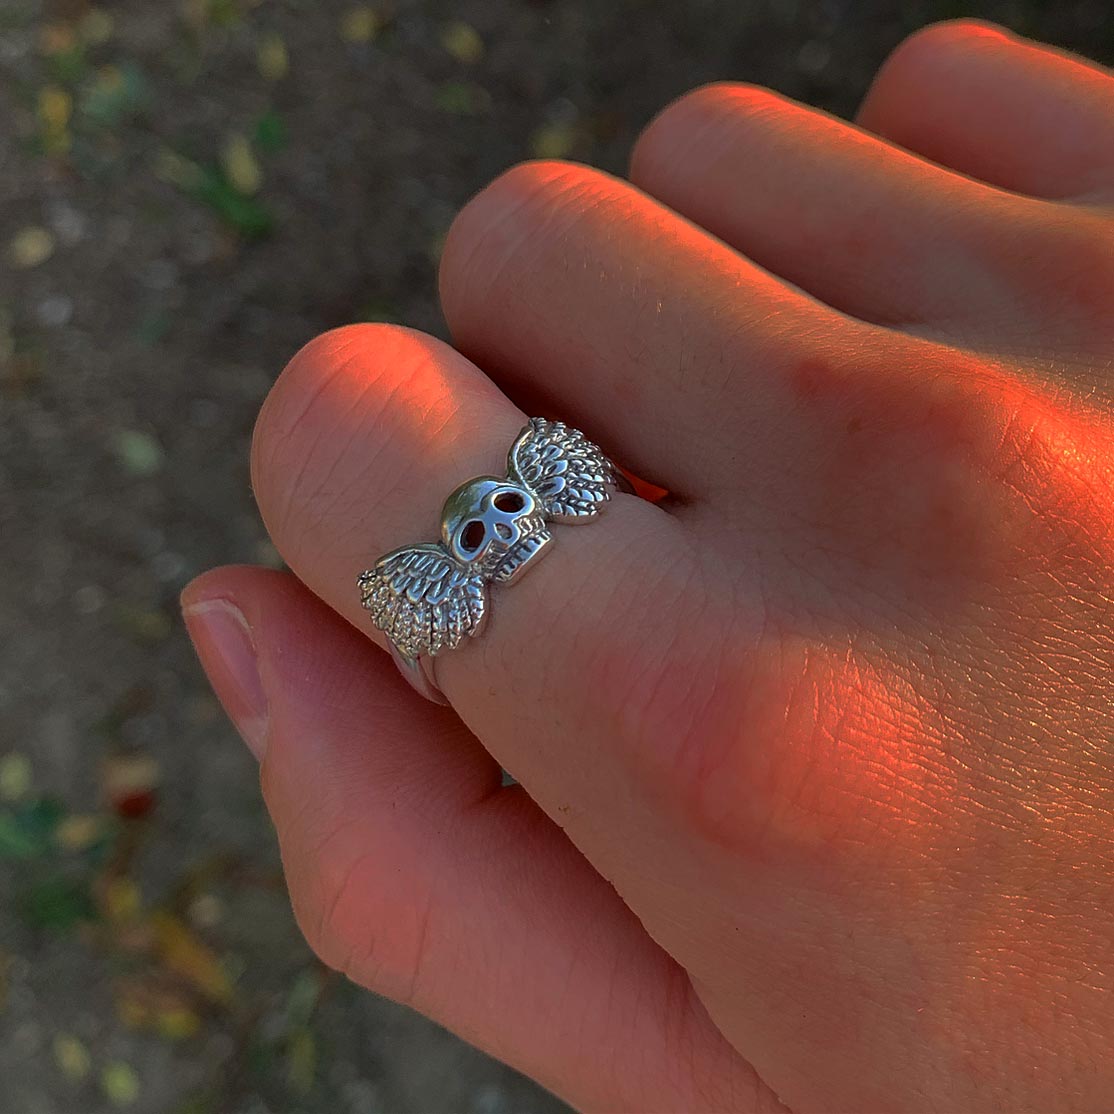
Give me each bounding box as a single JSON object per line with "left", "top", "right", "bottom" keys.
{"left": 358, "top": 418, "right": 623, "bottom": 704}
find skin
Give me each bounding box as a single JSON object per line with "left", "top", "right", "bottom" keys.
{"left": 182, "top": 21, "right": 1114, "bottom": 1112}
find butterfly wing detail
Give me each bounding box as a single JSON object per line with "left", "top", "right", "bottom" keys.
{"left": 357, "top": 544, "right": 486, "bottom": 659}
{"left": 508, "top": 417, "right": 614, "bottom": 521}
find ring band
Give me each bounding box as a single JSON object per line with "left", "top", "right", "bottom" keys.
{"left": 358, "top": 417, "right": 621, "bottom": 704}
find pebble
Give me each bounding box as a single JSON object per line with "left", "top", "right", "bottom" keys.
{"left": 151, "top": 550, "right": 187, "bottom": 582}
{"left": 47, "top": 200, "right": 88, "bottom": 246}
{"left": 797, "top": 39, "right": 832, "bottom": 75}
{"left": 36, "top": 294, "right": 74, "bottom": 328}
{"left": 472, "top": 1084, "right": 509, "bottom": 1114}
{"left": 8, "top": 227, "right": 55, "bottom": 269}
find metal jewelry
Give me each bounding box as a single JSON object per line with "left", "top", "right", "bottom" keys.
{"left": 357, "top": 418, "right": 619, "bottom": 704}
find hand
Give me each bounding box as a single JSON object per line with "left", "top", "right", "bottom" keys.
{"left": 184, "top": 21, "right": 1114, "bottom": 1112}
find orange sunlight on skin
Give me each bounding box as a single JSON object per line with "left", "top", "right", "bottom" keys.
{"left": 679, "top": 635, "right": 956, "bottom": 860}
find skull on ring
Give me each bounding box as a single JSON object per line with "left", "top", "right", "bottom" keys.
{"left": 441, "top": 476, "right": 552, "bottom": 583}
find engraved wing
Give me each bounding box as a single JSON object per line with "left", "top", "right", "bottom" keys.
{"left": 508, "top": 417, "right": 614, "bottom": 520}
{"left": 357, "top": 544, "right": 486, "bottom": 659}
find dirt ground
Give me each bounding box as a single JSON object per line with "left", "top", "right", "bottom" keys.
{"left": 1, "top": 1, "right": 1111, "bottom": 1111}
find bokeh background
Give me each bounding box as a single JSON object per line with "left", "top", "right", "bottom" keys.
{"left": 1, "top": 1, "right": 1111, "bottom": 1111}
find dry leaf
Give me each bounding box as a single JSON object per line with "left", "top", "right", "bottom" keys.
{"left": 221, "top": 134, "right": 262, "bottom": 196}
{"left": 90, "top": 64, "right": 123, "bottom": 97}
{"left": 104, "top": 876, "right": 142, "bottom": 924}
{"left": 153, "top": 148, "right": 203, "bottom": 191}
{"left": 101, "top": 1061, "right": 140, "bottom": 1107}
{"left": 286, "top": 1027, "right": 316, "bottom": 1094}
{"left": 151, "top": 911, "right": 232, "bottom": 1003}
{"left": 115, "top": 977, "right": 202, "bottom": 1039}
{"left": 257, "top": 32, "right": 288, "bottom": 81}
{"left": 441, "top": 21, "right": 483, "bottom": 64}
{"left": 340, "top": 6, "right": 380, "bottom": 43}
{"left": 102, "top": 751, "right": 160, "bottom": 817}
{"left": 0, "top": 753, "right": 32, "bottom": 802}
{"left": 156, "top": 1005, "right": 201, "bottom": 1040}
{"left": 8, "top": 227, "right": 55, "bottom": 269}
{"left": 530, "top": 122, "right": 578, "bottom": 160}
{"left": 79, "top": 8, "right": 115, "bottom": 45}
{"left": 39, "top": 23, "right": 77, "bottom": 56}
{"left": 54, "top": 813, "right": 106, "bottom": 852}
{"left": 39, "top": 85, "right": 73, "bottom": 129}
{"left": 53, "top": 1033, "right": 92, "bottom": 1081}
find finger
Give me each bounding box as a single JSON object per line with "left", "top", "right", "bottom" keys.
{"left": 182, "top": 565, "right": 772, "bottom": 1113}
{"left": 629, "top": 82, "right": 1018, "bottom": 328}
{"left": 251, "top": 324, "right": 698, "bottom": 811}
{"left": 857, "top": 20, "right": 1114, "bottom": 200}
{"left": 439, "top": 159, "right": 862, "bottom": 495}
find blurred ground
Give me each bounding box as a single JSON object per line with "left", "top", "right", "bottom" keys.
{"left": 1, "top": 1, "right": 1111, "bottom": 1111}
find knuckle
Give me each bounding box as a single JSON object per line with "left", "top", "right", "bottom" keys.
{"left": 631, "top": 82, "right": 792, "bottom": 179}
{"left": 960, "top": 202, "right": 1114, "bottom": 335}
{"left": 620, "top": 583, "right": 961, "bottom": 866}
{"left": 883, "top": 18, "right": 1009, "bottom": 75}
{"left": 799, "top": 341, "right": 1111, "bottom": 587}
{"left": 623, "top": 619, "right": 891, "bottom": 861}
{"left": 439, "top": 159, "right": 616, "bottom": 323}
{"left": 255, "top": 322, "right": 402, "bottom": 438}
{"left": 596, "top": 566, "right": 759, "bottom": 847}
{"left": 249, "top": 322, "right": 434, "bottom": 555}
{"left": 1015, "top": 209, "right": 1114, "bottom": 321}
{"left": 252, "top": 322, "right": 389, "bottom": 494}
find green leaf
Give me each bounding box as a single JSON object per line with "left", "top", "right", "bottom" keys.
{"left": 0, "top": 752, "right": 32, "bottom": 800}
{"left": 247, "top": 1033, "right": 275, "bottom": 1077}
{"left": 434, "top": 82, "right": 489, "bottom": 116}
{"left": 81, "top": 62, "right": 148, "bottom": 128}
{"left": 191, "top": 166, "right": 274, "bottom": 240}
{"left": 47, "top": 44, "right": 88, "bottom": 85}
{"left": 101, "top": 1061, "right": 140, "bottom": 1107}
{"left": 0, "top": 813, "right": 42, "bottom": 859}
{"left": 53, "top": 1033, "right": 92, "bottom": 1081}
{"left": 173, "top": 1089, "right": 220, "bottom": 1114}
{"left": 112, "top": 429, "right": 164, "bottom": 477}
{"left": 21, "top": 797, "right": 65, "bottom": 839}
{"left": 0, "top": 798, "right": 64, "bottom": 860}
{"left": 284, "top": 967, "right": 323, "bottom": 1028}
{"left": 205, "top": 0, "right": 241, "bottom": 28}
{"left": 285, "top": 1027, "right": 316, "bottom": 1095}
{"left": 253, "top": 110, "right": 288, "bottom": 153}
{"left": 19, "top": 875, "right": 96, "bottom": 932}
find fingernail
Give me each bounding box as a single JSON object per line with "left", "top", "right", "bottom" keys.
{"left": 182, "top": 597, "right": 269, "bottom": 761}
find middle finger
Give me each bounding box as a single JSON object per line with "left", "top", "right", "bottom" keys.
{"left": 439, "top": 159, "right": 868, "bottom": 498}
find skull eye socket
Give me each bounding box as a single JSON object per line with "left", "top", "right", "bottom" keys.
{"left": 494, "top": 491, "right": 525, "bottom": 513}
{"left": 460, "top": 520, "right": 486, "bottom": 552}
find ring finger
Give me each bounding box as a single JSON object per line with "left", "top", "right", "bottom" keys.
{"left": 251, "top": 323, "right": 695, "bottom": 857}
